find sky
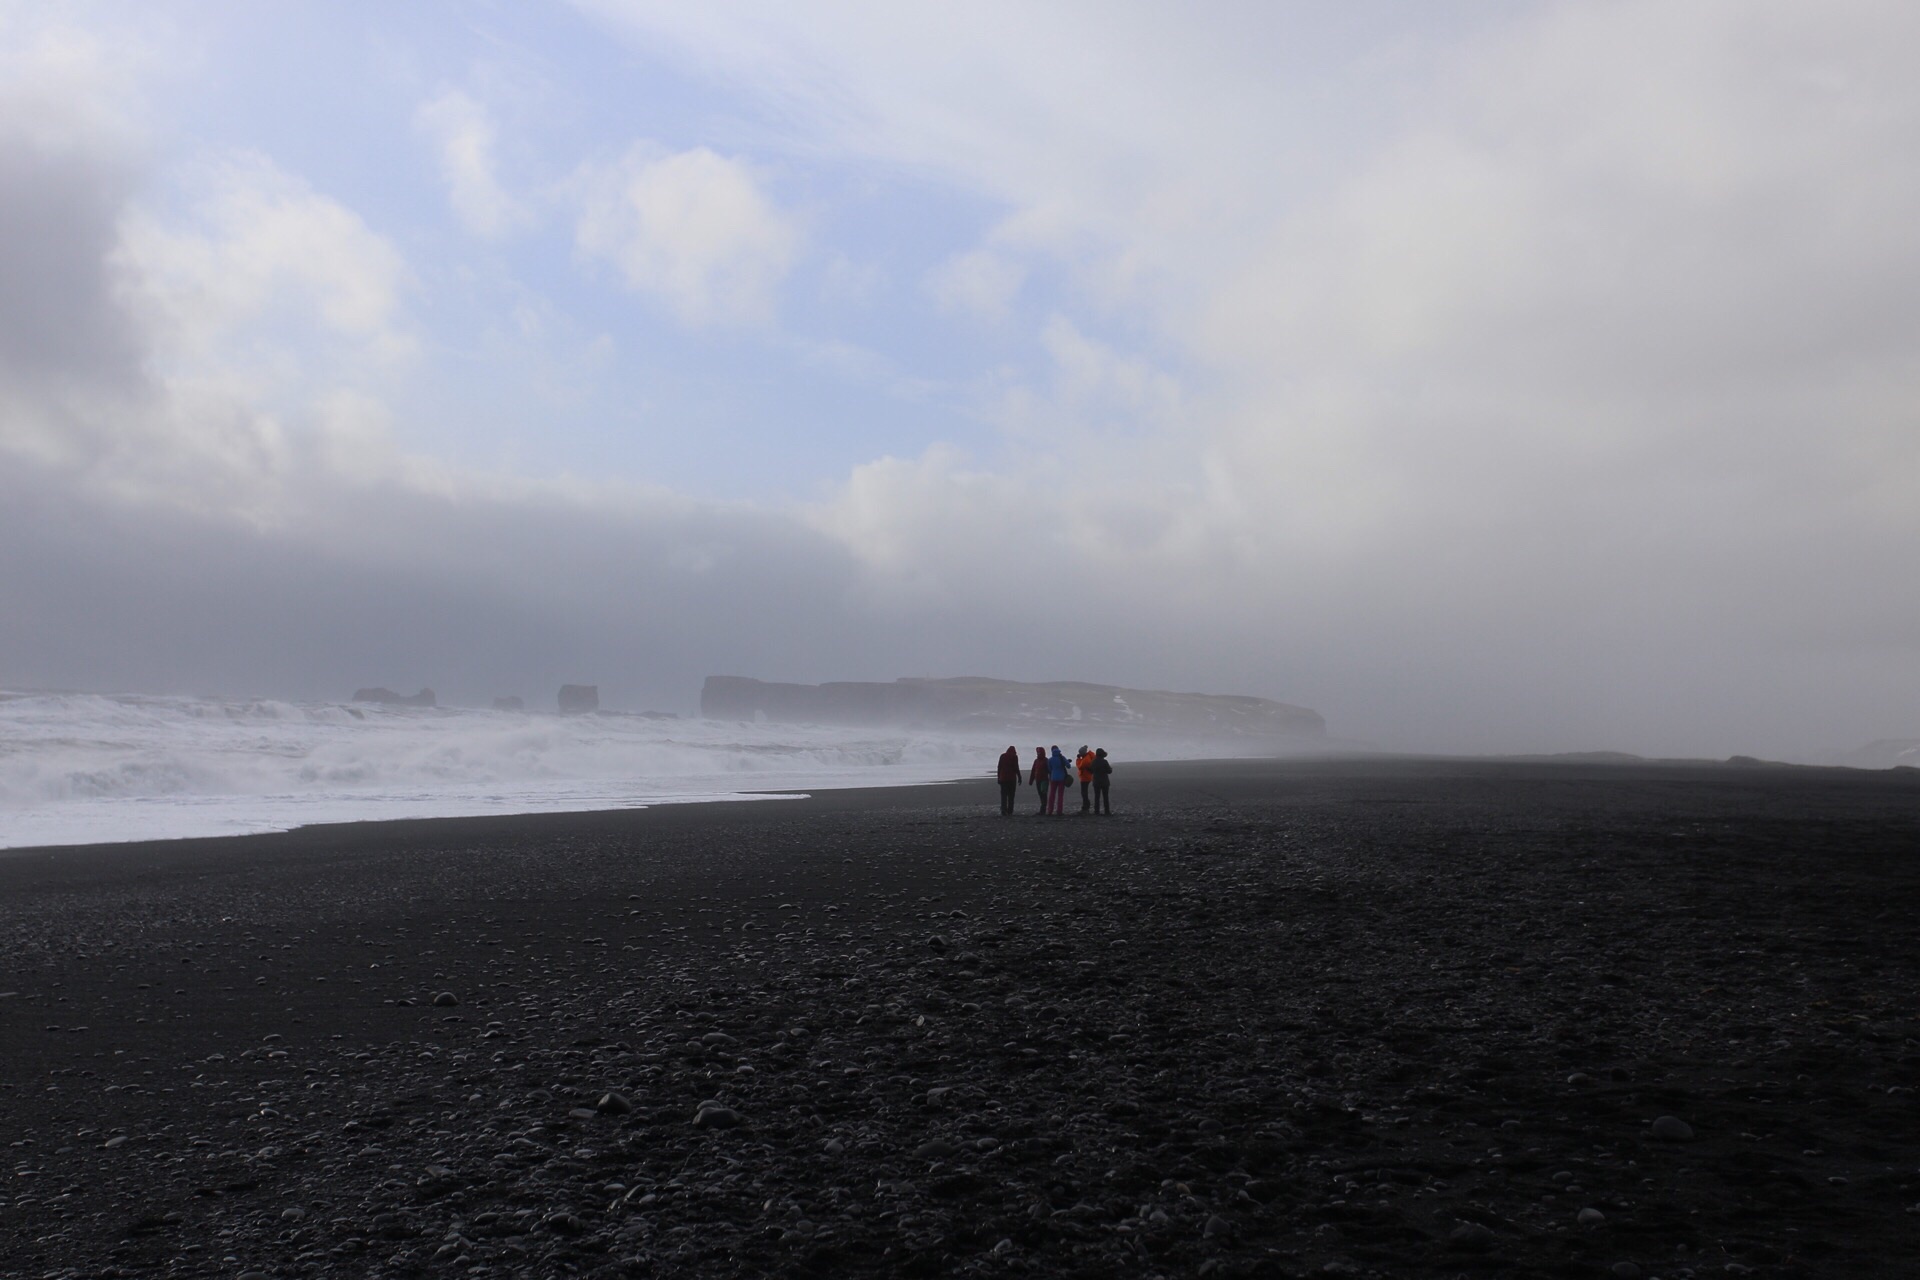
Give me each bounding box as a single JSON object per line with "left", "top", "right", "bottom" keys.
{"left": 3, "top": 0, "right": 1918, "bottom": 760}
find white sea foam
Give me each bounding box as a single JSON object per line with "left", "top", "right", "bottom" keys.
{"left": 0, "top": 691, "right": 1004, "bottom": 850}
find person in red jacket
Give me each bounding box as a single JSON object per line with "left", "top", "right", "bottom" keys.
{"left": 995, "top": 745, "right": 1021, "bottom": 816}
{"left": 1028, "top": 747, "right": 1049, "bottom": 813}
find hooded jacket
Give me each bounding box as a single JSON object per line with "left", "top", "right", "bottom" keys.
{"left": 1048, "top": 747, "right": 1072, "bottom": 783}
{"left": 997, "top": 747, "right": 1021, "bottom": 784}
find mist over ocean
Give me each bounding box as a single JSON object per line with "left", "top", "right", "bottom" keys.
{"left": 0, "top": 691, "right": 1019, "bottom": 850}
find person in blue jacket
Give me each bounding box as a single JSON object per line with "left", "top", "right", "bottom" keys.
{"left": 1046, "top": 745, "right": 1071, "bottom": 815}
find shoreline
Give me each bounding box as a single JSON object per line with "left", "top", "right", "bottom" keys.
{"left": 6, "top": 749, "right": 1894, "bottom": 862}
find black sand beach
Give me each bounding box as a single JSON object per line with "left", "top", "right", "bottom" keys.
{"left": 2, "top": 758, "right": 1917, "bottom": 1278}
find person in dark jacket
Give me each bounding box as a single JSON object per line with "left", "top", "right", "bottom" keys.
{"left": 1029, "top": 747, "right": 1049, "bottom": 812}
{"left": 995, "top": 745, "right": 1021, "bottom": 816}
{"left": 1046, "top": 745, "right": 1072, "bottom": 815}
{"left": 1091, "top": 747, "right": 1113, "bottom": 815}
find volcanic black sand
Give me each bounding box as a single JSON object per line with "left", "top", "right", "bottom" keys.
{"left": 2, "top": 758, "right": 1917, "bottom": 1279}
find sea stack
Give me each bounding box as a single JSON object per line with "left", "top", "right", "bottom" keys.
{"left": 558, "top": 684, "right": 599, "bottom": 715}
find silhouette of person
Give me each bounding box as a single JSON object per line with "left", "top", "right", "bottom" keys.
{"left": 1029, "top": 747, "right": 1049, "bottom": 812}
{"left": 1091, "top": 747, "right": 1113, "bottom": 815}
{"left": 996, "top": 745, "right": 1021, "bottom": 816}
{"left": 1075, "top": 745, "right": 1095, "bottom": 814}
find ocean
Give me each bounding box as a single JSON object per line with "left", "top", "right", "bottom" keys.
{"left": 0, "top": 691, "right": 1011, "bottom": 850}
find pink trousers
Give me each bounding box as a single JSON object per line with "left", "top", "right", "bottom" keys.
{"left": 1046, "top": 780, "right": 1068, "bottom": 814}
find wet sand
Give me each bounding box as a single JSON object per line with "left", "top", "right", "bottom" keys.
{"left": 1, "top": 757, "right": 1917, "bottom": 1278}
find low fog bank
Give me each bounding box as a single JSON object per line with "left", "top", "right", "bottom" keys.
{"left": 7, "top": 462, "right": 1912, "bottom": 771}
{"left": 3, "top": 464, "right": 1916, "bottom": 767}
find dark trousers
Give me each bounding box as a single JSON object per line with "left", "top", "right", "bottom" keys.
{"left": 998, "top": 781, "right": 1017, "bottom": 815}
{"left": 1079, "top": 780, "right": 1091, "bottom": 812}
{"left": 1094, "top": 780, "right": 1111, "bottom": 814}
{"left": 1034, "top": 779, "right": 1048, "bottom": 810}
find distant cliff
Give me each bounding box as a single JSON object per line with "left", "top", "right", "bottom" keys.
{"left": 701, "top": 676, "right": 1324, "bottom": 740}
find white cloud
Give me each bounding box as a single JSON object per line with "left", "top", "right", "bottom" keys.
{"left": 926, "top": 248, "right": 1023, "bottom": 321}
{"left": 574, "top": 143, "right": 798, "bottom": 327}
{"left": 414, "top": 89, "right": 528, "bottom": 239}
{"left": 0, "top": 14, "right": 147, "bottom": 155}
{"left": 120, "top": 151, "right": 412, "bottom": 366}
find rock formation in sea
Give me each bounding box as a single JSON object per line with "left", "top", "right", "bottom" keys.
{"left": 557, "top": 684, "right": 599, "bottom": 715}
{"left": 352, "top": 686, "right": 436, "bottom": 707}
{"left": 700, "top": 675, "right": 1325, "bottom": 742}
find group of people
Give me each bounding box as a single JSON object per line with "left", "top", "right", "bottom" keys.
{"left": 996, "top": 744, "right": 1113, "bottom": 816}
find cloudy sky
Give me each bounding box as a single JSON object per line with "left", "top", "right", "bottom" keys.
{"left": 3, "top": 1, "right": 1917, "bottom": 759}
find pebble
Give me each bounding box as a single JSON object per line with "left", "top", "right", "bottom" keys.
{"left": 1447, "top": 1222, "right": 1495, "bottom": 1252}
{"left": 1650, "top": 1115, "right": 1694, "bottom": 1141}
{"left": 914, "top": 1138, "right": 961, "bottom": 1160}
{"left": 596, "top": 1091, "right": 633, "bottom": 1114}
{"left": 693, "top": 1104, "right": 741, "bottom": 1129}
{"left": 1578, "top": 1207, "right": 1607, "bottom": 1226}
{"left": 432, "top": 991, "right": 459, "bottom": 1007}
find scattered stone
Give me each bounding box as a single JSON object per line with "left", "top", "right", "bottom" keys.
{"left": 1650, "top": 1115, "right": 1694, "bottom": 1142}
{"left": 693, "top": 1104, "right": 741, "bottom": 1130}
{"left": 1447, "top": 1222, "right": 1496, "bottom": 1252}
{"left": 1578, "top": 1207, "right": 1607, "bottom": 1226}
{"left": 596, "top": 1091, "right": 633, "bottom": 1114}
{"left": 432, "top": 991, "right": 459, "bottom": 1008}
